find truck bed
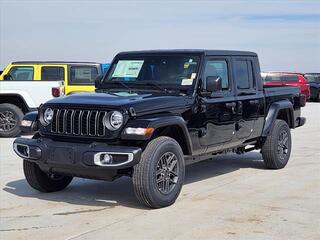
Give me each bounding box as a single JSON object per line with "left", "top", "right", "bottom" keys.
{"left": 0, "top": 81, "right": 64, "bottom": 109}
{"left": 263, "top": 85, "right": 300, "bottom": 107}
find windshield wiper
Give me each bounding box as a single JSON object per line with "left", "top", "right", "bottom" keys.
{"left": 106, "top": 81, "right": 133, "bottom": 93}
{"left": 134, "top": 82, "right": 169, "bottom": 93}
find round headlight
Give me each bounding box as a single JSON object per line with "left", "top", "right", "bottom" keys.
{"left": 43, "top": 108, "right": 54, "bottom": 125}
{"left": 104, "top": 111, "right": 123, "bottom": 130}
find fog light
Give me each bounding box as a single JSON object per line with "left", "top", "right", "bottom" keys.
{"left": 13, "top": 143, "right": 30, "bottom": 158}
{"left": 94, "top": 152, "right": 114, "bottom": 166}
{"left": 20, "top": 120, "right": 32, "bottom": 127}
{"left": 101, "top": 154, "right": 113, "bottom": 165}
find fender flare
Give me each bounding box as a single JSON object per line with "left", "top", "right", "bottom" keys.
{"left": 20, "top": 111, "right": 39, "bottom": 133}
{"left": 262, "top": 100, "right": 294, "bottom": 136}
{"left": 121, "top": 115, "right": 193, "bottom": 155}
{"left": 0, "top": 92, "right": 35, "bottom": 109}
{"left": 0, "top": 91, "right": 35, "bottom": 111}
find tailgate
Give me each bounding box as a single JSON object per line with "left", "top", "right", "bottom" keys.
{"left": 0, "top": 80, "right": 64, "bottom": 108}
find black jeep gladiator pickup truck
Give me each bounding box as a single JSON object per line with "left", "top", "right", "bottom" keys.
{"left": 13, "top": 50, "right": 306, "bottom": 208}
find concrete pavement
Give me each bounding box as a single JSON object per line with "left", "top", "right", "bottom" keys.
{"left": 0, "top": 103, "right": 319, "bottom": 240}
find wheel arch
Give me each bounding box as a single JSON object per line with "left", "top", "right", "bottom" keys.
{"left": 262, "top": 100, "right": 294, "bottom": 137}
{"left": 121, "top": 115, "right": 193, "bottom": 155}
{"left": 0, "top": 94, "right": 31, "bottom": 113}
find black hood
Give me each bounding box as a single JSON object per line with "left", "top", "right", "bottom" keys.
{"left": 45, "top": 92, "right": 193, "bottom": 115}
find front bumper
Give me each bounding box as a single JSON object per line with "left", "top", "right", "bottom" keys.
{"left": 13, "top": 137, "right": 142, "bottom": 180}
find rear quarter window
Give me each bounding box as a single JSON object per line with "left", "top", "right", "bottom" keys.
{"left": 234, "top": 60, "right": 252, "bottom": 89}
{"left": 69, "top": 66, "right": 98, "bottom": 85}
{"left": 41, "top": 67, "right": 65, "bottom": 81}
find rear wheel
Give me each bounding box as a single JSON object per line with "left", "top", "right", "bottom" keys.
{"left": 261, "top": 120, "right": 292, "bottom": 169}
{"left": 23, "top": 160, "right": 73, "bottom": 192}
{"left": 0, "top": 103, "right": 24, "bottom": 137}
{"left": 132, "top": 136, "right": 185, "bottom": 208}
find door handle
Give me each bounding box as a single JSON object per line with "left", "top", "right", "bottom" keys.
{"left": 249, "top": 100, "right": 259, "bottom": 105}
{"left": 225, "top": 102, "right": 236, "bottom": 114}
{"left": 225, "top": 102, "right": 236, "bottom": 108}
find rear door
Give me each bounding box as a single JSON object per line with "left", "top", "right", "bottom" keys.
{"left": 232, "top": 57, "right": 263, "bottom": 142}
{"left": 65, "top": 65, "right": 101, "bottom": 94}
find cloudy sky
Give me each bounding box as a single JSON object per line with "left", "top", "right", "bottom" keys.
{"left": 0, "top": 0, "right": 319, "bottom": 72}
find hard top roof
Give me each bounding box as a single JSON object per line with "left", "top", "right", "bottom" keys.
{"left": 12, "top": 61, "right": 101, "bottom": 65}
{"left": 117, "top": 49, "right": 257, "bottom": 56}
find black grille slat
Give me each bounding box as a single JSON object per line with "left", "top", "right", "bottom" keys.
{"left": 51, "top": 109, "right": 59, "bottom": 133}
{"left": 66, "top": 110, "right": 73, "bottom": 134}
{"left": 73, "top": 110, "right": 81, "bottom": 135}
{"left": 58, "top": 109, "right": 66, "bottom": 133}
{"left": 98, "top": 111, "right": 106, "bottom": 136}
{"left": 81, "top": 111, "right": 89, "bottom": 135}
{"left": 47, "top": 108, "right": 108, "bottom": 137}
{"left": 89, "top": 111, "right": 98, "bottom": 135}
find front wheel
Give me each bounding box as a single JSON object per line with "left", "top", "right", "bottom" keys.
{"left": 261, "top": 120, "right": 292, "bottom": 169}
{"left": 133, "top": 136, "right": 185, "bottom": 208}
{"left": 23, "top": 160, "right": 73, "bottom": 192}
{"left": 0, "top": 103, "right": 24, "bottom": 137}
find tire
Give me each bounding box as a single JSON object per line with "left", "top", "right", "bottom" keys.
{"left": 23, "top": 160, "right": 73, "bottom": 192}
{"left": 261, "top": 120, "right": 292, "bottom": 169}
{"left": 133, "top": 136, "right": 185, "bottom": 208}
{"left": 0, "top": 103, "right": 24, "bottom": 137}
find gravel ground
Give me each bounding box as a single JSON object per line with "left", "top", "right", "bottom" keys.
{"left": 0, "top": 103, "right": 319, "bottom": 240}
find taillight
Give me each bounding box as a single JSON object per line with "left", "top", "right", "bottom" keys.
{"left": 52, "top": 87, "right": 60, "bottom": 97}
{"left": 299, "top": 94, "right": 307, "bottom": 107}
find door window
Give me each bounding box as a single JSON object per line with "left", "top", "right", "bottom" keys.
{"left": 6, "top": 67, "right": 34, "bottom": 80}
{"left": 41, "top": 67, "right": 65, "bottom": 81}
{"left": 234, "top": 60, "right": 252, "bottom": 89}
{"left": 69, "top": 66, "right": 98, "bottom": 85}
{"left": 204, "top": 60, "right": 229, "bottom": 90}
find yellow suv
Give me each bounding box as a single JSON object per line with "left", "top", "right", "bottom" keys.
{"left": 0, "top": 61, "right": 103, "bottom": 94}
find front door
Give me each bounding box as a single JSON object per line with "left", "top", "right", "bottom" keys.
{"left": 190, "top": 57, "right": 236, "bottom": 153}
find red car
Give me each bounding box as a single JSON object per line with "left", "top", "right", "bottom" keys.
{"left": 262, "top": 72, "right": 310, "bottom": 99}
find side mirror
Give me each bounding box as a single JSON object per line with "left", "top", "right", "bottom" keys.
{"left": 94, "top": 75, "right": 103, "bottom": 88}
{"left": 206, "top": 76, "right": 222, "bottom": 92}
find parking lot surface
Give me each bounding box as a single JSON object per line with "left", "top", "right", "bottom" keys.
{"left": 0, "top": 103, "right": 319, "bottom": 240}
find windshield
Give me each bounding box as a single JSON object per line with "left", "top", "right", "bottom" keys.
{"left": 305, "top": 74, "right": 320, "bottom": 83}
{"left": 102, "top": 54, "right": 201, "bottom": 93}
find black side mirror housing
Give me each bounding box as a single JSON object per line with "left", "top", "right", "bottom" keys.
{"left": 94, "top": 75, "right": 103, "bottom": 88}
{"left": 206, "top": 76, "right": 222, "bottom": 92}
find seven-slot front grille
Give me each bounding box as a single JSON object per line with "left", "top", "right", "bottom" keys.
{"left": 50, "top": 109, "right": 107, "bottom": 136}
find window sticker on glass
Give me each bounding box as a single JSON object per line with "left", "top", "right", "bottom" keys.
{"left": 181, "top": 78, "right": 193, "bottom": 86}
{"left": 112, "top": 60, "right": 144, "bottom": 78}
{"left": 191, "top": 73, "right": 197, "bottom": 79}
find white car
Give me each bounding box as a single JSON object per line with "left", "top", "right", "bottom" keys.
{"left": 0, "top": 78, "right": 64, "bottom": 137}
